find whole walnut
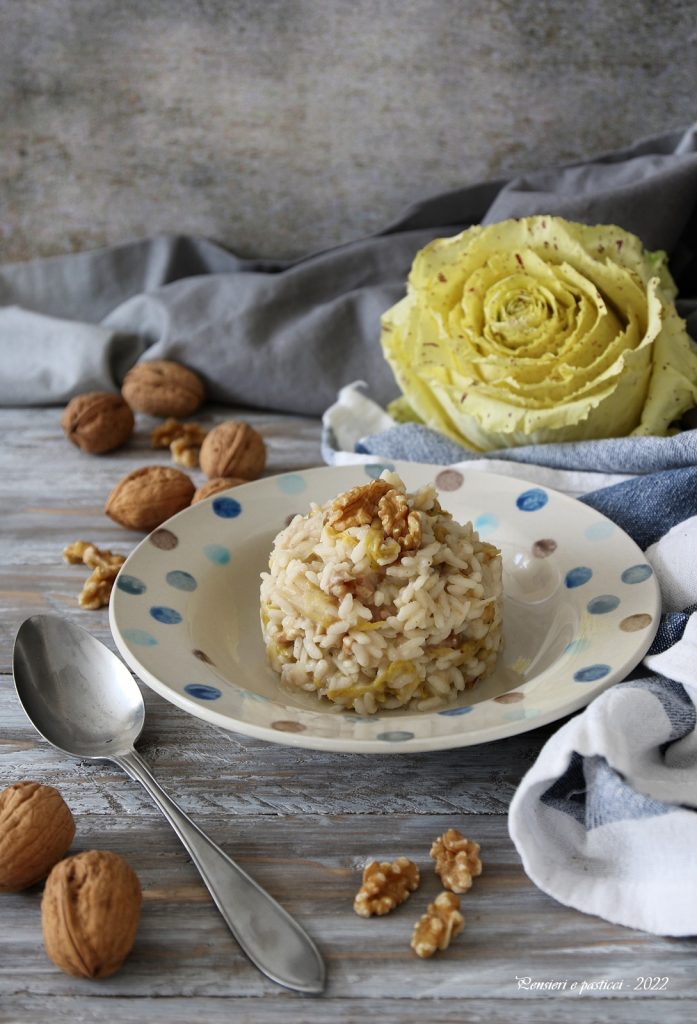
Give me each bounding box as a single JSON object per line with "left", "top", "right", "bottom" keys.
{"left": 192, "top": 476, "right": 247, "bottom": 504}
{"left": 199, "top": 421, "right": 266, "bottom": 481}
{"left": 105, "top": 466, "right": 195, "bottom": 531}
{"left": 61, "top": 392, "right": 134, "bottom": 454}
{"left": 122, "top": 360, "right": 204, "bottom": 417}
{"left": 42, "top": 850, "right": 142, "bottom": 979}
{"left": 0, "top": 781, "right": 76, "bottom": 892}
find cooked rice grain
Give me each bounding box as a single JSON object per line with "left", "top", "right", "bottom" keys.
{"left": 260, "top": 472, "right": 503, "bottom": 714}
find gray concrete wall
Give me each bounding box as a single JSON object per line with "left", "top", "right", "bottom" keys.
{"left": 1, "top": 0, "right": 696, "bottom": 262}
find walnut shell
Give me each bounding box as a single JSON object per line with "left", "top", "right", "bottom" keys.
{"left": 192, "top": 476, "right": 247, "bottom": 504}
{"left": 61, "top": 392, "right": 134, "bottom": 454}
{"left": 199, "top": 421, "right": 266, "bottom": 481}
{"left": 105, "top": 466, "right": 195, "bottom": 531}
{"left": 42, "top": 850, "right": 141, "bottom": 979}
{"left": 0, "top": 781, "right": 76, "bottom": 892}
{"left": 122, "top": 360, "right": 204, "bottom": 417}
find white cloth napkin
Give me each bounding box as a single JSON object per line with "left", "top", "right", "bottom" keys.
{"left": 508, "top": 668, "right": 697, "bottom": 936}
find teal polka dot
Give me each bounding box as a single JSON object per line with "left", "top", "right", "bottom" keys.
{"left": 516, "top": 488, "right": 548, "bottom": 512}
{"left": 166, "top": 570, "right": 197, "bottom": 592}
{"left": 364, "top": 463, "right": 395, "bottom": 479}
{"left": 584, "top": 520, "right": 615, "bottom": 541}
{"left": 438, "top": 705, "right": 474, "bottom": 716}
{"left": 565, "top": 566, "right": 593, "bottom": 588}
{"left": 621, "top": 564, "right": 653, "bottom": 584}
{"left": 203, "top": 544, "right": 231, "bottom": 565}
{"left": 376, "top": 730, "right": 414, "bottom": 742}
{"left": 150, "top": 606, "right": 182, "bottom": 624}
{"left": 277, "top": 474, "right": 306, "bottom": 495}
{"left": 212, "top": 496, "right": 242, "bottom": 518}
{"left": 587, "top": 595, "right": 620, "bottom": 615}
{"left": 564, "top": 637, "right": 592, "bottom": 655}
{"left": 474, "top": 513, "right": 499, "bottom": 534}
{"left": 116, "top": 574, "right": 147, "bottom": 595}
{"left": 573, "top": 664, "right": 612, "bottom": 682}
{"left": 122, "top": 628, "right": 158, "bottom": 646}
{"left": 184, "top": 683, "right": 222, "bottom": 700}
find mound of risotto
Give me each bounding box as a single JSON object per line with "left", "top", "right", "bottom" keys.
{"left": 260, "top": 471, "right": 503, "bottom": 714}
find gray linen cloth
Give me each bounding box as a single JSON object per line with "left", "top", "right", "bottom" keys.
{"left": 1, "top": 124, "right": 697, "bottom": 411}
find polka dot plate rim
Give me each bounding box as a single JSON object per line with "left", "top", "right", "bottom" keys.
{"left": 109, "top": 461, "right": 660, "bottom": 753}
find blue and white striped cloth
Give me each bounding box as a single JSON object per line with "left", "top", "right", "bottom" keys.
{"left": 324, "top": 382, "right": 697, "bottom": 935}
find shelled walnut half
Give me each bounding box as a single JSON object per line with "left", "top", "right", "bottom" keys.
{"left": 63, "top": 540, "right": 127, "bottom": 610}
{"left": 353, "top": 857, "right": 420, "bottom": 917}
{"left": 430, "top": 829, "right": 482, "bottom": 893}
{"left": 151, "top": 418, "right": 208, "bottom": 468}
{"left": 410, "top": 891, "right": 464, "bottom": 958}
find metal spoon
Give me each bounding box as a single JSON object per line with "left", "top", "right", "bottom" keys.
{"left": 12, "top": 614, "right": 325, "bottom": 995}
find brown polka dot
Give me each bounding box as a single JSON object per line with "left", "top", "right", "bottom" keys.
{"left": 271, "top": 720, "right": 306, "bottom": 733}
{"left": 620, "top": 613, "right": 653, "bottom": 632}
{"left": 494, "top": 691, "right": 525, "bottom": 704}
{"left": 533, "top": 538, "right": 557, "bottom": 558}
{"left": 193, "top": 649, "right": 214, "bottom": 665}
{"left": 150, "top": 528, "right": 179, "bottom": 550}
{"left": 435, "top": 469, "right": 464, "bottom": 492}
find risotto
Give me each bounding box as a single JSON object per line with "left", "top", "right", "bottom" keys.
{"left": 260, "top": 471, "right": 503, "bottom": 714}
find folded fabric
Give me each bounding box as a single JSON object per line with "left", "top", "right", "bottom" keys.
{"left": 507, "top": 672, "right": 697, "bottom": 936}
{"left": 325, "top": 382, "right": 697, "bottom": 935}
{"left": 2, "top": 124, "right": 697, "bottom": 411}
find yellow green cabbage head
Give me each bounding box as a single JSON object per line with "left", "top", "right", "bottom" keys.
{"left": 380, "top": 216, "right": 697, "bottom": 450}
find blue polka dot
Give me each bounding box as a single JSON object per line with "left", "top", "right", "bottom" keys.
{"left": 584, "top": 520, "right": 615, "bottom": 541}
{"left": 516, "top": 488, "right": 548, "bottom": 512}
{"left": 122, "top": 628, "right": 158, "bottom": 646}
{"left": 565, "top": 566, "right": 593, "bottom": 588}
{"left": 166, "top": 570, "right": 197, "bottom": 592}
{"left": 184, "top": 683, "right": 222, "bottom": 701}
{"left": 203, "top": 544, "right": 231, "bottom": 565}
{"left": 474, "top": 513, "right": 499, "bottom": 534}
{"left": 364, "top": 463, "right": 395, "bottom": 479}
{"left": 564, "top": 637, "right": 592, "bottom": 655}
{"left": 116, "top": 574, "right": 147, "bottom": 595}
{"left": 573, "top": 664, "right": 612, "bottom": 682}
{"left": 587, "top": 595, "right": 620, "bottom": 615}
{"left": 212, "top": 496, "right": 242, "bottom": 518}
{"left": 150, "top": 606, "right": 182, "bottom": 624}
{"left": 277, "top": 473, "right": 307, "bottom": 495}
{"left": 437, "top": 705, "right": 474, "bottom": 716}
{"left": 621, "top": 563, "right": 653, "bottom": 584}
{"left": 376, "top": 730, "right": 414, "bottom": 742}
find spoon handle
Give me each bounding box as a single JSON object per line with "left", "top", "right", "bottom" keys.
{"left": 114, "top": 748, "right": 325, "bottom": 994}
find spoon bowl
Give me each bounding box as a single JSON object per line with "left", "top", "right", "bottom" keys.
{"left": 14, "top": 615, "right": 144, "bottom": 758}
{"left": 12, "top": 613, "right": 325, "bottom": 995}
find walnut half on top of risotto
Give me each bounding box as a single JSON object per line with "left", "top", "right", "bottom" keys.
{"left": 259, "top": 471, "right": 503, "bottom": 715}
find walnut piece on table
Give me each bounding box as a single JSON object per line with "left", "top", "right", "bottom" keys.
{"left": 353, "top": 857, "right": 420, "bottom": 917}
{"left": 410, "top": 891, "right": 465, "bottom": 958}
{"left": 151, "top": 417, "right": 208, "bottom": 467}
{"left": 78, "top": 564, "right": 123, "bottom": 610}
{"left": 430, "top": 829, "right": 482, "bottom": 893}
{"left": 63, "top": 540, "right": 127, "bottom": 610}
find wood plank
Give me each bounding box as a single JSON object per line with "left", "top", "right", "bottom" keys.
{"left": 1, "top": 995, "right": 693, "bottom": 1024}
{"left": 0, "top": 815, "right": 695, "bottom": 1004}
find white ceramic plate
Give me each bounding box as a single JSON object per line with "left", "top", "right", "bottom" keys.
{"left": 110, "top": 461, "right": 660, "bottom": 753}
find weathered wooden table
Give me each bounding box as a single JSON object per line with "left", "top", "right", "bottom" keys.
{"left": 1, "top": 406, "right": 694, "bottom": 1023}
